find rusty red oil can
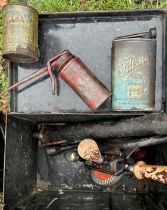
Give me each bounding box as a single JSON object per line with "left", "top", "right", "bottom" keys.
{"left": 49, "top": 50, "right": 111, "bottom": 111}
{"left": 111, "top": 28, "right": 157, "bottom": 111}
{"left": 2, "top": 3, "right": 38, "bottom": 63}
{"left": 1, "top": 50, "right": 111, "bottom": 112}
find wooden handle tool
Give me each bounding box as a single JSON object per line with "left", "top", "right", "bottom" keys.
{"left": 131, "top": 161, "right": 167, "bottom": 184}
{"left": 77, "top": 139, "right": 103, "bottom": 163}
{"left": 78, "top": 139, "right": 167, "bottom": 185}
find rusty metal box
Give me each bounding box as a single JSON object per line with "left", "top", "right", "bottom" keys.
{"left": 3, "top": 10, "right": 167, "bottom": 210}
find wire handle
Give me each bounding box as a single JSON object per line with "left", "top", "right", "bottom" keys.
{"left": 47, "top": 50, "right": 70, "bottom": 95}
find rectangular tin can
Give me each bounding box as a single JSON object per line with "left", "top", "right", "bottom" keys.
{"left": 111, "top": 37, "right": 156, "bottom": 111}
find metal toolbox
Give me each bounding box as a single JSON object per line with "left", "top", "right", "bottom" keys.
{"left": 3, "top": 10, "right": 167, "bottom": 210}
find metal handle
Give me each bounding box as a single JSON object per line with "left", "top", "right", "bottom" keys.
{"left": 47, "top": 50, "right": 70, "bottom": 95}
{"left": 0, "top": 50, "right": 72, "bottom": 97}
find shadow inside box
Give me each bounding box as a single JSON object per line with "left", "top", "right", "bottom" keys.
{"left": 0, "top": 113, "right": 4, "bottom": 210}
{"left": 0, "top": 114, "right": 4, "bottom": 191}
{"left": 13, "top": 191, "right": 167, "bottom": 210}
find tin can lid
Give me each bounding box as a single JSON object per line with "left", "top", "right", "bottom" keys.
{"left": 2, "top": 2, "right": 38, "bottom": 15}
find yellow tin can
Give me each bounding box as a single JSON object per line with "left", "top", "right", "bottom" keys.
{"left": 2, "top": 3, "right": 38, "bottom": 63}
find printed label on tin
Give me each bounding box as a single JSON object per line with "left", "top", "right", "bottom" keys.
{"left": 116, "top": 52, "right": 148, "bottom": 81}
{"left": 112, "top": 40, "right": 156, "bottom": 111}
{"left": 128, "top": 85, "right": 143, "bottom": 97}
{"left": 2, "top": 5, "right": 38, "bottom": 53}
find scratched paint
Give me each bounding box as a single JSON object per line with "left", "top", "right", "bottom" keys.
{"left": 58, "top": 52, "right": 111, "bottom": 111}
{"left": 83, "top": 146, "right": 100, "bottom": 162}
{"left": 155, "top": 171, "right": 167, "bottom": 184}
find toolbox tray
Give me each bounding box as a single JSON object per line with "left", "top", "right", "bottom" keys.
{"left": 8, "top": 10, "right": 167, "bottom": 121}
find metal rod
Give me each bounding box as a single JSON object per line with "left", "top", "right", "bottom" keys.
{"left": 40, "top": 140, "right": 67, "bottom": 147}
{"left": 126, "top": 147, "right": 138, "bottom": 159}
{"left": 0, "top": 125, "right": 5, "bottom": 142}
{"left": 114, "top": 136, "right": 167, "bottom": 149}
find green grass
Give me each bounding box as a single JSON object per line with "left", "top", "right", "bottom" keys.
{"left": 0, "top": 12, "right": 7, "bottom": 111}
{"left": 0, "top": 0, "right": 167, "bottom": 110}
{"left": 10, "top": 0, "right": 167, "bottom": 11}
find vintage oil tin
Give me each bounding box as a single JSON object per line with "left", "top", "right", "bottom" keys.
{"left": 50, "top": 50, "right": 111, "bottom": 111}
{"left": 111, "top": 29, "right": 156, "bottom": 111}
{"left": 2, "top": 3, "right": 38, "bottom": 63}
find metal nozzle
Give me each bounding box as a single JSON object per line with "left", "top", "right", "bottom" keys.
{"left": 114, "top": 27, "right": 157, "bottom": 40}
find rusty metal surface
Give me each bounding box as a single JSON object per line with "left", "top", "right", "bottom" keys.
{"left": 59, "top": 56, "right": 111, "bottom": 111}
{"left": 4, "top": 115, "right": 167, "bottom": 209}
{"left": 112, "top": 36, "right": 156, "bottom": 111}
{"left": 3, "top": 10, "right": 167, "bottom": 210}
{"left": 2, "top": 3, "right": 38, "bottom": 63}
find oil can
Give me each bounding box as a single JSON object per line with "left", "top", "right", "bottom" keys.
{"left": 50, "top": 50, "right": 111, "bottom": 111}
{"left": 2, "top": 3, "right": 38, "bottom": 63}
{"left": 111, "top": 28, "right": 156, "bottom": 111}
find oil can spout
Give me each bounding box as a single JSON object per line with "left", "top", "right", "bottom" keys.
{"left": 114, "top": 27, "right": 156, "bottom": 40}
{"left": 0, "top": 50, "right": 72, "bottom": 97}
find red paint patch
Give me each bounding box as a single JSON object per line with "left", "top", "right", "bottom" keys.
{"left": 92, "top": 170, "right": 112, "bottom": 180}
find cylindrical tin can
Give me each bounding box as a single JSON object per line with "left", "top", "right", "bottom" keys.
{"left": 2, "top": 3, "right": 38, "bottom": 63}
{"left": 0, "top": 0, "right": 8, "bottom": 9}
{"left": 111, "top": 36, "right": 156, "bottom": 111}
{"left": 52, "top": 50, "right": 111, "bottom": 111}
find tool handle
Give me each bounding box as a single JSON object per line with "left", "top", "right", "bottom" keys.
{"left": 133, "top": 161, "right": 167, "bottom": 184}
{"left": 78, "top": 139, "right": 103, "bottom": 163}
